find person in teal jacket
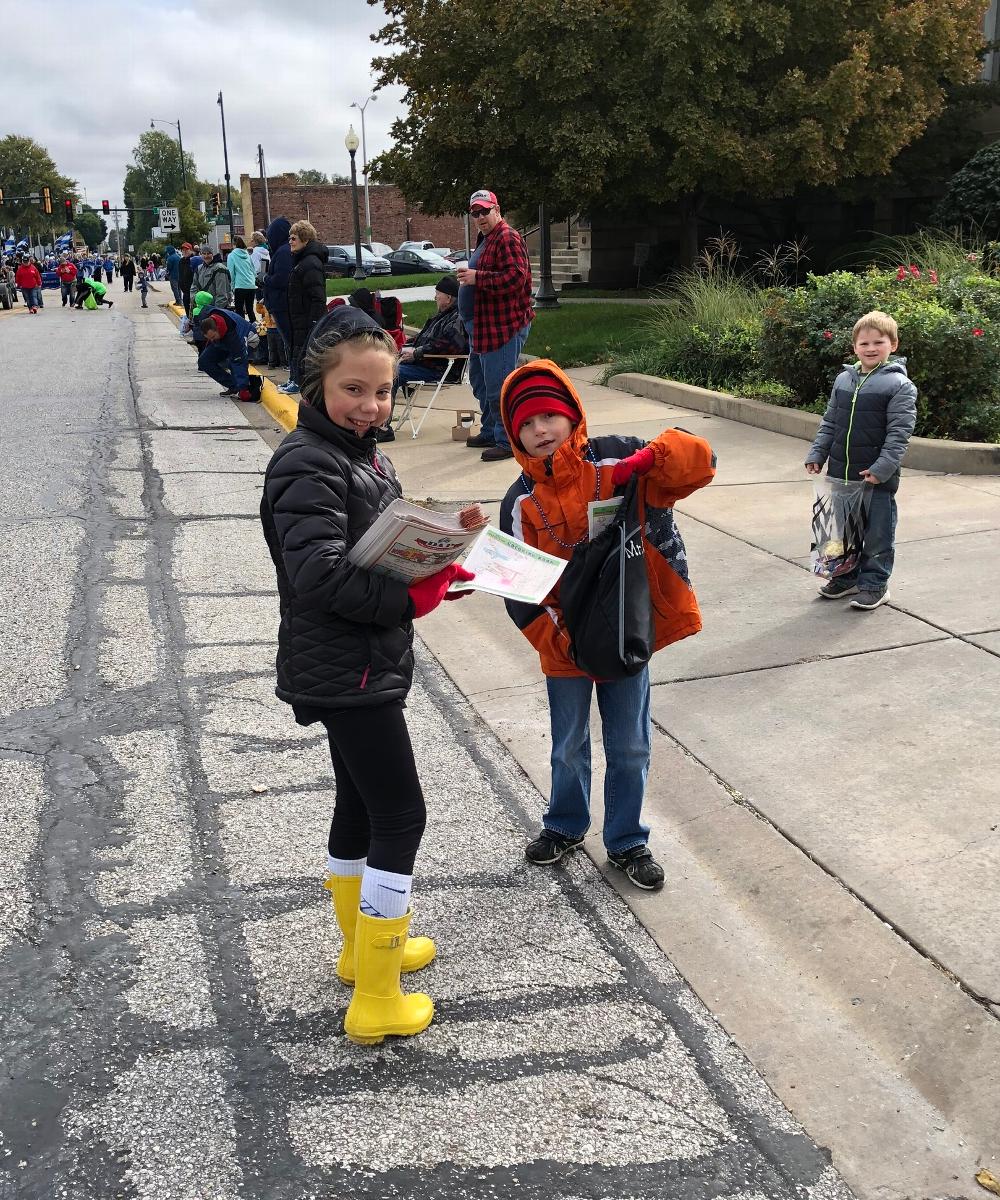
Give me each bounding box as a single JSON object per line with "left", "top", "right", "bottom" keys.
{"left": 226, "top": 236, "right": 258, "bottom": 321}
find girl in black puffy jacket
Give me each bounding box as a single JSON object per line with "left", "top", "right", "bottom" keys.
{"left": 260, "top": 308, "right": 476, "bottom": 1046}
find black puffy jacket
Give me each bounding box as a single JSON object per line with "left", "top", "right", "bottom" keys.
{"left": 260, "top": 403, "right": 414, "bottom": 709}
{"left": 288, "top": 239, "right": 329, "bottom": 351}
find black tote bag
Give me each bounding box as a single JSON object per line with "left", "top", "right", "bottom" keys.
{"left": 559, "top": 476, "right": 655, "bottom": 680}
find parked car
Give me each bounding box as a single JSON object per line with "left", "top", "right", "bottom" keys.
{"left": 324, "top": 244, "right": 392, "bottom": 279}
{"left": 363, "top": 241, "right": 395, "bottom": 259}
{"left": 396, "top": 240, "right": 451, "bottom": 256}
{"left": 385, "top": 248, "right": 457, "bottom": 275}
{"left": 442, "top": 249, "right": 472, "bottom": 264}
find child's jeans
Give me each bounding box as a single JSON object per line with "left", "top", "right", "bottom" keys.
{"left": 543, "top": 667, "right": 651, "bottom": 855}
{"left": 843, "top": 487, "right": 896, "bottom": 594}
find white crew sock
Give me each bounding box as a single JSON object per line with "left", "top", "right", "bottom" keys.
{"left": 327, "top": 855, "right": 366, "bottom": 878}
{"left": 360, "top": 867, "right": 412, "bottom": 920}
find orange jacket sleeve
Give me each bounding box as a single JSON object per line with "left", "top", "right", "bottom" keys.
{"left": 642, "top": 427, "right": 716, "bottom": 507}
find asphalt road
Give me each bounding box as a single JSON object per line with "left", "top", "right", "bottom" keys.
{"left": 0, "top": 292, "right": 853, "bottom": 1199}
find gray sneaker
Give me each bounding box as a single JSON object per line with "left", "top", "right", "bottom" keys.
{"left": 850, "top": 590, "right": 890, "bottom": 611}
{"left": 818, "top": 577, "right": 859, "bottom": 599}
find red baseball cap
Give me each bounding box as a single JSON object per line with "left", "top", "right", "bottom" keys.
{"left": 469, "top": 189, "right": 498, "bottom": 211}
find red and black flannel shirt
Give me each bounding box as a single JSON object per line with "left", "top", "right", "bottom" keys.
{"left": 472, "top": 220, "right": 534, "bottom": 354}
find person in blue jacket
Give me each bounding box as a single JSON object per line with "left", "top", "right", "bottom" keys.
{"left": 103, "top": 255, "right": 115, "bottom": 283}
{"left": 262, "top": 217, "right": 294, "bottom": 392}
{"left": 196, "top": 304, "right": 262, "bottom": 402}
{"left": 164, "top": 245, "right": 182, "bottom": 305}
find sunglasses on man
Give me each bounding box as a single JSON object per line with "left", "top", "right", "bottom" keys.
{"left": 469, "top": 206, "right": 493, "bottom": 217}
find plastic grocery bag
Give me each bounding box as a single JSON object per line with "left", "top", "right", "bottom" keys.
{"left": 83, "top": 293, "right": 98, "bottom": 310}
{"left": 810, "top": 478, "right": 871, "bottom": 578}
{"left": 178, "top": 315, "right": 192, "bottom": 336}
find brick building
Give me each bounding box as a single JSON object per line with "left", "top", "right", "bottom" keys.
{"left": 239, "top": 174, "right": 466, "bottom": 251}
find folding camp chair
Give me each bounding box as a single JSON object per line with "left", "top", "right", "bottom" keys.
{"left": 391, "top": 354, "right": 473, "bottom": 439}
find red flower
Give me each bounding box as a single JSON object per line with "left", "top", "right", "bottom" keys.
{"left": 929, "top": 269, "right": 939, "bottom": 284}
{"left": 822, "top": 330, "right": 833, "bottom": 340}
{"left": 973, "top": 328, "right": 985, "bottom": 338}
{"left": 909, "top": 264, "right": 921, "bottom": 278}
{"left": 896, "top": 265, "right": 908, "bottom": 281}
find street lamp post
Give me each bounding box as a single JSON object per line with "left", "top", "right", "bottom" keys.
{"left": 217, "top": 91, "right": 236, "bottom": 247}
{"left": 150, "top": 118, "right": 187, "bottom": 193}
{"left": 350, "top": 95, "right": 375, "bottom": 242}
{"left": 534, "top": 202, "right": 559, "bottom": 309}
{"left": 345, "top": 126, "right": 366, "bottom": 282}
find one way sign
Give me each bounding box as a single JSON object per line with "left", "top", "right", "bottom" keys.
{"left": 158, "top": 206, "right": 179, "bottom": 232}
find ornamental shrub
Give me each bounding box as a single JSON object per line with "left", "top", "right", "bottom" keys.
{"left": 761, "top": 269, "right": 1000, "bottom": 442}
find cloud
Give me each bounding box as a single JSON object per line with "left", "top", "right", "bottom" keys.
{"left": 8, "top": 0, "right": 404, "bottom": 208}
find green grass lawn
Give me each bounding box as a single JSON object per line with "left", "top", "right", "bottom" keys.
{"left": 326, "top": 274, "right": 440, "bottom": 296}
{"left": 402, "top": 301, "right": 650, "bottom": 368}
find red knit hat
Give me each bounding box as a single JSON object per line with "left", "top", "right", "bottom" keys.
{"left": 210, "top": 313, "right": 228, "bottom": 338}
{"left": 506, "top": 372, "right": 579, "bottom": 443}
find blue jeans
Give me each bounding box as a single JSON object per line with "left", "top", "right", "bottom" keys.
{"left": 198, "top": 341, "right": 250, "bottom": 392}
{"left": 467, "top": 322, "right": 531, "bottom": 448}
{"left": 393, "top": 361, "right": 443, "bottom": 400}
{"left": 169, "top": 279, "right": 182, "bottom": 305}
{"left": 60, "top": 281, "right": 75, "bottom": 305}
{"left": 21, "top": 287, "right": 41, "bottom": 308}
{"left": 543, "top": 668, "right": 652, "bottom": 854}
{"left": 842, "top": 487, "right": 896, "bottom": 594}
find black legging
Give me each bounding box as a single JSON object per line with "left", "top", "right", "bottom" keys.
{"left": 321, "top": 703, "right": 426, "bottom": 874}
{"left": 234, "top": 288, "right": 256, "bottom": 320}
{"left": 123, "top": 276, "right": 134, "bottom": 292}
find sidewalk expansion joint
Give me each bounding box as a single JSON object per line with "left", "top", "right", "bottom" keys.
{"left": 652, "top": 716, "right": 1000, "bottom": 1020}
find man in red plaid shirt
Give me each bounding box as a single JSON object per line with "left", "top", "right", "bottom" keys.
{"left": 456, "top": 189, "right": 534, "bottom": 461}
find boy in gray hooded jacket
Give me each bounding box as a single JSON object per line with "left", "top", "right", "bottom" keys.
{"left": 806, "top": 310, "right": 917, "bottom": 610}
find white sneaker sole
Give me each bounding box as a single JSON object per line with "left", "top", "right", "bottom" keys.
{"left": 850, "top": 590, "right": 890, "bottom": 611}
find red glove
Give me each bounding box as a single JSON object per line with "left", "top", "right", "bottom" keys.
{"left": 408, "top": 565, "right": 475, "bottom": 618}
{"left": 611, "top": 446, "right": 655, "bottom": 487}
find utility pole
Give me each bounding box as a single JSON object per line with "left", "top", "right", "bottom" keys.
{"left": 258, "top": 143, "right": 271, "bottom": 227}
{"left": 217, "top": 91, "right": 235, "bottom": 246}
{"left": 350, "top": 95, "right": 375, "bottom": 241}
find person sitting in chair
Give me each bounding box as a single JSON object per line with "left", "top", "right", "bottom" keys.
{"left": 376, "top": 277, "right": 468, "bottom": 442}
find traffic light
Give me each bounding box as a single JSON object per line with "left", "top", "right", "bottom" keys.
{"left": 42, "top": 186, "right": 52, "bottom": 215}
{"left": 153, "top": 206, "right": 159, "bottom": 217}
{"left": 65, "top": 199, "right": 73, "bottom": 221}
{"left": 102, "top": 199, "right": 110, "bottom": 215}
{"left": 211, "top": 191, "right": 221, "bottom": 216}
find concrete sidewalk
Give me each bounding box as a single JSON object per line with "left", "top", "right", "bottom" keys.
{"left": 374, "top": 365, "right": 1000, "bottom": 1198}
{"left": 148, "top": 297, "right": 997, "bottom": 1196}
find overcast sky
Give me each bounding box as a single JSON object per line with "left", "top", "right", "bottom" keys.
{"left": 8, "top": 0, "right": 404, "bottom": 212}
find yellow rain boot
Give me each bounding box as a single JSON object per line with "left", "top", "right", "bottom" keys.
{"left": 344, "top": 910, "right": 434, "bottom": 1045}
{"left": 323, "top": 876, "right": 435, "bottom": 985}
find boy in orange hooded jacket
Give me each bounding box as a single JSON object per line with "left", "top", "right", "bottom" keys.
{"left": 498, "top": 361, "right": 715, "bottom": 889}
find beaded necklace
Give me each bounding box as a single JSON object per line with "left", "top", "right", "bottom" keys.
{"left": 519, "top": 443, "right": 602, "bottom": 550}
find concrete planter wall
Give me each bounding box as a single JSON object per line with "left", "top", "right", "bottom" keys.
{"left": 608, "top": 373, "right": 1000, "bottom": 475}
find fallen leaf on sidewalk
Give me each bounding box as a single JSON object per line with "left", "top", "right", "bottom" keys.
{"left": 976, "top": 1169, "right": 1000, "bottom": 1195}
{"left": 251, "top": 784, "right": 268, "bottom": 794}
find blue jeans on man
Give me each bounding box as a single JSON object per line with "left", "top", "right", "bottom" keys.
{"left": 198, "top": 340, "right": 250, "bottom": 393}
{"left": 542, "top": 667, "right": 652, "bottom": 855}
{"left": 169, "top": 279, "right": 182, "bottom": 305}
{"left": 466, "top": 321, "right": 531, "bottom": 448}
{"left": 842, "top": 486, "right": 896, "bottom": 595}
{"left": 393, "top": 362, "right": 444, "bottom": 399}
{"left": 60, "top": 281, "right": 76, "bottom": 306}
{"left": 21, "top": 287, "right": 41, "bottom": 309}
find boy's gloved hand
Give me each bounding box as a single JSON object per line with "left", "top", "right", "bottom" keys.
{"left": 407, "top": 565, "right": 475, "bottom": 618}
{"left": 611, "top": 446, "right": 655, "bottom": 487}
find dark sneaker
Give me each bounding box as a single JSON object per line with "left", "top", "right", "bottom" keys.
{"left": 466, "top": 432, "right": 494, "bottom": 448}
{"left": 525, "top": 830, "right": 585, "bottom": 865}
{"left": 219, "top": 388, "right": 238, "bottom": 397}
{"left": 481, "top": 445, "right": 515, "bottom": 462}
{"left": 850, "top": 589, "right": 890, "bottom": 611}
{"left": 608, "top": 846, "right": 665, "bottom": 891}
{"left": 818, "top": 577, "right": 859, "bottom": 599}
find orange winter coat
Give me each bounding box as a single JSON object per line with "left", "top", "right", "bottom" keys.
{"left": 498, "top": 360, "right": 716, "bottom": 677}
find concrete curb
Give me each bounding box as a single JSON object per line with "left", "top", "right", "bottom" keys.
{"left": 609, "top": 371, "right": 1000, "bottom": 475}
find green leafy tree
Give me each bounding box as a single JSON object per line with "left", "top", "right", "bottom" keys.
{"left": 372, "top": 0, "right": 986, "bottom": 260}
{"left": 297, "top": 168, "right": 329, "bottom": 184}
{"left": 933, "top": 141, "right": 1000, "bottom": 237}
{"left": 123, "top": 129, "right": 199, "bottom": 246}
{"left": 75, "top": 207, "right": 107, "bottom": 250}
{"left": 0, "top": 134, "right": 76, "bottom": 237}
{"left": 173, "top": 189, "right": 210, "bottom": 245}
